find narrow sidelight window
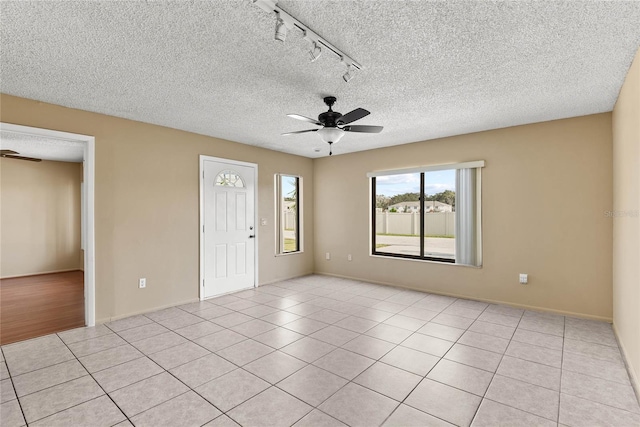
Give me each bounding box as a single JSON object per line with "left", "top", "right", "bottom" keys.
{"left": 276, "top": 174, "right": 302, "bottom": 254}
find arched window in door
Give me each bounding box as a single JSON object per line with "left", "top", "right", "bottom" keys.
{"left": 215, "top": 170, "right": 245, "bottom": 188}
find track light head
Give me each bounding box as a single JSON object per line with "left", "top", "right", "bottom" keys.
{"left": 274, "top": 14, "right": 287, "bottom": 42}
{"left": 253, "top": 2, "right": 362, "bottom": 81}
{"left": 343, "top": 65, "right": 355, "bottom": 83}
{"left": 308, "top": 41, "right": 322, "bottom": 62}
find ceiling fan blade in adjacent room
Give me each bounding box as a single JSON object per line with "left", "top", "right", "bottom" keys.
{"left": 338, "top": 108, "right": 370, "bottom": 125}
{"left": 1, "top": 154, "right": 42, "bottom": 162}
{"left": 343, "top": 125, "right": 383, "bottom": 133}
{"left": 281, "top": 129, "right": 319, "bottom": 136}
{"left": 287, "top": 114, "right": 323, "bottom": 126}
{"left": 0, "top": 150, "right": 19, "bottom": 155}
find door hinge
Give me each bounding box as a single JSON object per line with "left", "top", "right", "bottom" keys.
{"left": 202, "top": 224, "right": 205, "bottom": 233}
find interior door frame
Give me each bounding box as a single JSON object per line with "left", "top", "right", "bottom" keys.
{"left": 199, "top": 155, "right": 258, "bottom": 301}
{"left": 0, "top": 122, "right": 96, "bottom": 327}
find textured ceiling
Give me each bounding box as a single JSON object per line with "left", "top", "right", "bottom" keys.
{"left": 1, "top": 1, "right": 639, "bottom": 158}
{"left": 0, "top": 131, "right": 84, "bottom": 163}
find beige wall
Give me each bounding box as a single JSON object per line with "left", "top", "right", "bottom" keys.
{"left": 612, "top": 48, "right": 640, "bottom": 391}
{"left": 0, "top": 95, "right": 617, "bottom": 325}
{"left": 314, "top": 114, "right": 613, "bottom": 320}
{"left": 0, "top": 94, "right": 315, "bottom": 322}
{"left": 1, "top": 159, "right": 82, "bottom": 277}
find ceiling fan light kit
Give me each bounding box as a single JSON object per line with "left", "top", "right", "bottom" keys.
{"left": 252, "top": 0, "right": 361, "bottom": 81}
{"left": 317, "top": 127, "right": 345, "bottom": 145}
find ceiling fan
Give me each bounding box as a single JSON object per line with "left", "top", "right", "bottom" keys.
{"left": 0, "top": 150, "right": 42, "bottom": 162}
{"left": 283, "top": 96, "right": 383, "bottom": 155}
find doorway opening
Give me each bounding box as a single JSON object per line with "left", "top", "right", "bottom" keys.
{"left": 0, "top": 123, "right": 95, "bottom": 344}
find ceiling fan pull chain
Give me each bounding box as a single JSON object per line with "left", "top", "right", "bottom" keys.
{"left": 329, "top": 141, "right": 333, "bottom": 156}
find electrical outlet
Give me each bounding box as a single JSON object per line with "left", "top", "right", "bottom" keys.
{"left": 139, "top": 278, "right": 146, "bottom": 289}
{"left": 325, "top": 252, "right": 331, "bottom": 260}
{"left": 519, "top": 274, "right": 528, "bottom": 284}
{"left": 348, "top": 254, "right": 352, "bottom": 261}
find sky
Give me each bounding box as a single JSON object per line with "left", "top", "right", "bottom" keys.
{"left": 282, "top": 175, "right": 297, "bottom": 199}
{"left": 376, "top": 170, "right": 455, "bottom": 196}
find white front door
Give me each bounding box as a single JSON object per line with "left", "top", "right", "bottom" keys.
{"left": 202, "top": 158, "right": 256, "bottom": 298}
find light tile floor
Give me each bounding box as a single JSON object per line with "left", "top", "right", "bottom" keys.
{"left": 1, "top": 275, "right": 639, "bottom": 426}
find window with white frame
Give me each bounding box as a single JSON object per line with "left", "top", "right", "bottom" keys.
{"left": 370, "top": 161, "right": 483, "bottom": 266}
{"left": 275, "top": 174, "right": 302, "bottom": 254}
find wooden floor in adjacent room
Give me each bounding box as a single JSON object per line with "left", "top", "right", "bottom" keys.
{"left": 0, "top": 270, "right": 85, "bottom": 345}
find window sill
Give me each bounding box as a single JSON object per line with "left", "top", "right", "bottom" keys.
{"left": 369, "top": 253, "right": 482, "bottom": 268}
{"left": 275, "top": 250, "right": 304, "bottom": 257}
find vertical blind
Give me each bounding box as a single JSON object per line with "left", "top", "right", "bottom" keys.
{"left": 455, "top": 167, "right": 481, "bottom": 266}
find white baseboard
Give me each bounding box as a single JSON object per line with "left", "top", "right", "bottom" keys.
{"left": 96, "top": 297, "right": 200, "bottom": 324}
{"left": 315, "top": 271, "right": 613, "bottom": 322}
{"left": 1, "top": 268, "right": 83, "bottom": 279}
{"left": 258, "top": 271, "right": 314, "bottom": 287}
{"left": 95, "top": 272, "right": 314, "bottom": 324}
{"left": 613, "top": 323, "right": 640, "bottom": 405}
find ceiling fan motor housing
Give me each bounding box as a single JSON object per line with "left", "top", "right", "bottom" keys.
{"left": 318, "top": 110, "right": 343, "bottom": 127}
{"left": 319, "top": 96, "right": 342, "bottom": 127}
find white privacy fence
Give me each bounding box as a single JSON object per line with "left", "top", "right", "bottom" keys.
{"left": 376, "top": 212, "right": 455, "bottom": 237}
{"left": 284, "top": 212, "right": 296, "bottom": 230}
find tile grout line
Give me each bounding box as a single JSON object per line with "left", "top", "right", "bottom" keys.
{"left": 0, "top": 347, "right": 29, "bottom": 427}
{"left": 558, "top": 316, "right": 566, "bottom": 425}
{"left": 5, "top": 277, "right": 636, "bottom": 426}
{"left": 86, "top": 314, "right": 240, "bottom": 425}
{"left": 488, "top": 323, "right": 640, "bottom": 418}
{"left": 379, "top": 293, "right": 473, "bottom": 426}
{"left": 65, "top": 313, "right": 223, "bottom": 423}
{"left": 190, "top": 284, "right": 411, "bottom": 424}
{"left": 422, "top": 303, "right": 498, "bottom": 424}
{"left": 468, "top": 305, "right": 525, "bottom": 425}
{"left": 181, "top": 285, "right": 457, "bottom": 425}
{"left": 136, "top": 306, "right": 297, "bottom": 425}
{"left": 114, "top": 334, "right": 237, "bottom": 425}
{"left": 54, "top": 334, "right": 134, "bottom": 427}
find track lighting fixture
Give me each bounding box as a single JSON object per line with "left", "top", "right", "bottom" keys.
{"left": 343, "top": 65, "right": 355, "bottom": 82}
{"left": 308, "top": 41, "right": 322, "bottom": 62}
{"left": 252, "top": 0, "right": 362, "bottom": 81}
{"left": 303, "top": 31, "right": 322, "bottom": 62}
{"left": 274, "top": 14, "right": 287, "bottom": 41}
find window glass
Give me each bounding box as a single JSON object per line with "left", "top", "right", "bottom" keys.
{"left": 423, "top": 170, "right": 456, "bottom": 260}
{"left": 215, "top": 170, "right": 245, "bottom": 187}
{"left": 374, "top": 173, "right": 420, "bottom": 257}
{"left": 276, "top": 174, "right": 301, "bottom": 254}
